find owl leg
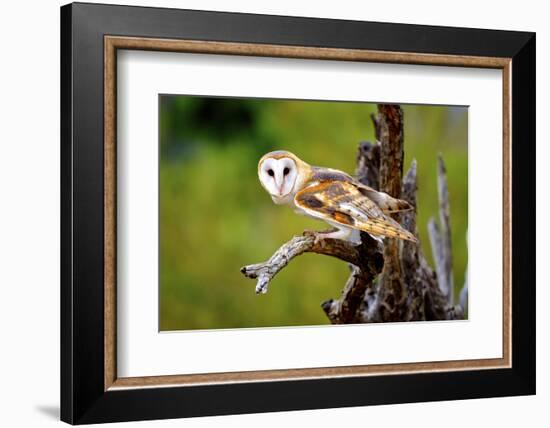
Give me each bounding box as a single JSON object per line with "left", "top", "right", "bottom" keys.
{"left": 313, "top": 226, "right": 361, "bottom": 245}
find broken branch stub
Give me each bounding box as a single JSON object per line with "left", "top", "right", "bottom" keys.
{"left": 427, "top": 155, "right": 455, "bottom": 304}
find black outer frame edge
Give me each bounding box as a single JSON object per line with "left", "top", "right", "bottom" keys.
{"left": 60, "top": 4, "right": 74, "bottom": 425}
{"left": 80, "top": 370, "right": 533, "bottom": 425}
{"left": 70, "top": 1, "right": 533, "bottom": 56}
{"left": 60, "top": 2, "right": 536, "bottom": 424}
{"left": 510, "top": 34, "right": 536, "bottom": 393}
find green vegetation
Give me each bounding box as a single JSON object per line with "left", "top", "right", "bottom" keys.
{"left": 159, "top": 95, "right": 468, "bottom": 331}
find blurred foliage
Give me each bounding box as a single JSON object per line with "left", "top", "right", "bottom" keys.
{"left": 159, "top": 95, "right": 468, "bottom": 331}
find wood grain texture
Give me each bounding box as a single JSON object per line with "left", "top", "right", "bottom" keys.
{"left": 111, "top": 357, "right": 507, "bottom": 389}
{"left": 375, "top": 105, "right": 408, "bottom": 321}
{"left": 502, "top": 62, "right": 512, "bottom": 365}
{"left": 103, "top": 35, "right": 512, "bottom": 390}
{"left": 104, "top": 36, "right": 117, "bottom": 391}
{"left": 105, "top": 36, "right": 510, "bottom": 68}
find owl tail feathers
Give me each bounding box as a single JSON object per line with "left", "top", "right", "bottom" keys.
{"left": 386, "top": 227, "right": 418, "bottom": 243}
{"left": 360, "top": 217, "right": 418, "bottom": 243}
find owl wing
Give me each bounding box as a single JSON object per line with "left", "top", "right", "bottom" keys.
{"left": 308, "top": 166, "right": 413, "bottom": 214}
{"left": 294, "top": 180, "right": 417, "bottom": 242}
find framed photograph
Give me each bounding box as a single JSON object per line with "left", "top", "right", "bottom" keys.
{"left": 60, "top": 2, "right": 535, "bottom": 424}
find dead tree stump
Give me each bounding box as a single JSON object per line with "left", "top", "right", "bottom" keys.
{"left": 241, "top": 104, "right": 465, "bottom": 322}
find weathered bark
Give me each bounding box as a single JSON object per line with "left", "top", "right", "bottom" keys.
{"left": 241, "top": 233, "right": 382, "bottom": 295}
{"left": 355, "top": 141, "right": 380, "bottom": 189}
{"left": 374, "top": 105, "right": 407, "bottom": 321}
{"left": 241, "top": 103, "right": 464, "bottom": 322}
{"left": 428, "top": 155, "right": 454, "bottom": 304}
{"left": 401, "top": 161, "right": 435, "bottom": 320}
{"left": 320, "top": 233, "right": 383, "bottom": 324}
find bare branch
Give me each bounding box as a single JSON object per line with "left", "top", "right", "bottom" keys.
{"left": 428, "top": 155, "right": 454, "bottom": 304}
{"left": 240, "top": 234, "right": 369, "bottom": 294}
{"left": 437, "top": 155, "right": 454, "bottom": 304}
{"left": 428, "top": 217, "right": 443, "bottom": 274}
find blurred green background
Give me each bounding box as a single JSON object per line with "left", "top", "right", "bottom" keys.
{"left": 159, "top": 95, "right": 468, "bottom": 331}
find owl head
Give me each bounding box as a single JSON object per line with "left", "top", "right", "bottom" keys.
{"left": 258, "top": 150, "right": 309, "bottom": 203}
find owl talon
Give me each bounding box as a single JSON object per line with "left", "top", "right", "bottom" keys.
{"left": 307, "top": 229, "right": 336, "bottom": 246}
{"left": 303, "top": 229, "right": 317, "bottom": 238}
{"left": 317, "top": 228, "right": 353, "bottom": 242}
{"left": 313, "top": 233, "right": 324, "bottom": 247}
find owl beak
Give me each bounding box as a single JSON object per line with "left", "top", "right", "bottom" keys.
{"left": 278, "top": 178, "right": 288, "bottom": 195}
{"left": 275, "top": 175, "right": 284, "bottom": 196}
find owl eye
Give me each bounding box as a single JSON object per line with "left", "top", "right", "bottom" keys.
{"left": 267, "top": 169, "right": 274, "bottom": 177}
{"left": 283, "top": 167, "right": 290, "bottom": 176}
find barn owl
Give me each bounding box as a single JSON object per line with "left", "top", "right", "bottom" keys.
{"left": 258, "top": 150, "right": 417, "bottom": 244}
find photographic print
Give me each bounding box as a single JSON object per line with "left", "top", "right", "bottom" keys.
{"left": 159, "top": 95, "right": 468, "bottom": 331}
